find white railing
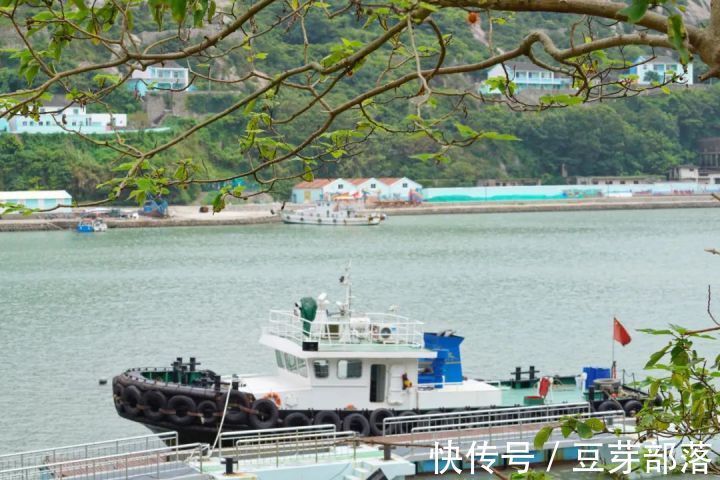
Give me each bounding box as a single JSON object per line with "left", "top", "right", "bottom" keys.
{"left": 264, "top": 310, "right": 424, "bottom": 349}
{"left": 382, "top": 403, "right": 591, "bottom": 436}
{"left": 0, "top": 443, "right": 205, "bottom": 480}
{"left": 408, "top": 410, "right": 628, "bottom": 445}
{"left": 216, "top": 425, "right": 357, "bottom": 467}
{"left": 0, "top": 433, "right": 178, "bottom": 473}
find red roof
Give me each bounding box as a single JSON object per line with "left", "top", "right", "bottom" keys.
{"left": 293, "top": 178, "right": 335, "bottom": 189}
{"left": 379, "top": 177, "right": 402, "bottom": 186}
{"left": 349, "top": 178, "right": 370, "bottom": 185}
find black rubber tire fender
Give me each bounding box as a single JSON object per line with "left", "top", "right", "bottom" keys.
{"left": 112, "top": 382, "right": 125, "bottom": 414}
{"left": 122, "top": 385, "right": 142, "bottom": 417}
{"left": 283, "top": 412, "right": 311, "bottom": 428}
{"left": 597, "top": 400, "right": 620, "bottom": 412}
{"left": 197, "top": 400, "right": 218, "bottom": 426}
{"left": 313, "top": 410, "right": 342, "bottom": 429}
{"left": 218, "top": 391, "right": 250, "bottom": 425}
{"left": 249, "top": 398, "right": 279, "bottom": 429}
{"left": 167, "top": 395, "right": 197, "bottom": 426}
{"left": 343, "top": 413, "right": 371, "bottom": 436}
{"left": 623, "top": 400, "right": 643, "bottom": 417}
{"left": 142, "top": 390, "right": 167, "bottom": 421}
{"left": 369, "top": 408, "right": 395, "bottom": 436}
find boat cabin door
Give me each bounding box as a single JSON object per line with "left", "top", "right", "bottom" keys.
{"left": 387, "top": 364, "right": 405, "bottom": 405}
{"left": 370, "top": 364, "right": 405, "bottom": 406}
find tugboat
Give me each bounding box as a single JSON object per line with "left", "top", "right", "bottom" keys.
{"left": 112, "top": 269, "right": 652, "bottom": 444}
{"left": 279, "top": 197, "right": 385, "bottom": 226}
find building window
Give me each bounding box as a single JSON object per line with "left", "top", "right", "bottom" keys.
{"left": 73, "top": 108, "right": 79, "bottom": 114}
{"left": 402, "top": 183, "right": 408, "bottom": 188}
{"left": 370, "top": 183, "right": 376, "bottom": 189}
{"left": 22, "top": 121, "right": 27, "bottom": 126}
{"left": 313, "top": 360, "right": 329, "bottom": 378}
{"left": 275, "top": 350, "right": 285, "bottom": 369}
{"left": 337, "top": 359, "right": 362, "bottom": 379}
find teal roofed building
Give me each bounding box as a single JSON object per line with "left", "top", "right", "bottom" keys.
{"left": 479, "top": 62, "right": 572, "bottom": 94}
{"left": 0, "top": 190, "right": 73, "bottom": 213}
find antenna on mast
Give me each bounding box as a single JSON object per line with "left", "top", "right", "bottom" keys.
{"left": 339, "top": 261, "right": 352, "bottom": 315}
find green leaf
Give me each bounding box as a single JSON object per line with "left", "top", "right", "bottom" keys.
{"left": 646, "top": 345, "right": 670, "bottom": 368}
{"left": 454, "top": 122, "right": 478, "bottom": 139}
{"left": 618, "top": 0, "right": 650, "bottom": 23}
{"left": 302, "top": 165, "right": 314, "bottom": 182}
{"left": 171, "top": 0, "right": 187, "bottom": 22}
{"left": 575, "top": 421, "right": 593, "bottom": 439}
{"left": 585, "top": 418, "right": 605, "bottom": 432}
{"left": 534, "top": 426, "right": 553, "bottom": 449}
{"left": 667, "top": 14, "right": 690, "bottom": 65}
{"left": 481, "top": 131, "right": 520, "bottom": 141}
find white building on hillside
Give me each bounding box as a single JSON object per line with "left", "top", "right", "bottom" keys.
{"left": 629, "top": 56, "right": 694, "bottom": 85}
{"left": 0, "top": 190, "right": 73, "bottom": 213}
{"left": 0, "top": 96, "right": 127, "bottom": 134}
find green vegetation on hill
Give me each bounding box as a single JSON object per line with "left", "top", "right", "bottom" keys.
{"left": 0, "top": 5, "right": 715, "bottom": 201}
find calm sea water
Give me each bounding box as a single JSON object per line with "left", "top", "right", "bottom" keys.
{"left": 1, "top": 209, "right": 718, "bottom": 453}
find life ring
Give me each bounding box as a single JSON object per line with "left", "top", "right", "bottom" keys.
{"left": 369, "top": 408, "right": 395, "bottom": 436}
{"left": 112, "top": 382, "right": 125, "bottom": 413}
{"left": 283, "top": 412, "right": 311, "bottom": 427}
{"left": 142, "top": 390, "right": 167, "bottom": 421}
{"left": 167, "top": 395, "right": 197, "bottom": 426}
{"left": 263, "top": 392, "right": 282, "bottom": 407}
{"left": 197, "top": 400, "right": 218, "bottom": 425}
{"left": 121, "top": 385, "right": 142, "bottom": 417}
{"left": 342, "top": 413, "right": 370, "bottom": 436}
{"left": 218, "top": 391, "right": 250, "bottom": 425}
{"left": 313, "top": 410, "right": 341, "bottom": 429}
{"left": 249, "top": 398, "right": 279, "bottom": 429}
{"left": 623, "top": 400, "right": 643, "bottom": 417}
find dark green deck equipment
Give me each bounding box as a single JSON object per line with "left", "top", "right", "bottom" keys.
{"left": 299, "top": 297, "right": 317, "bottom": 336}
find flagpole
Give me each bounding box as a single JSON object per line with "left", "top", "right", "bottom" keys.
{"left": 612, "top": 317, "right": 616, "bottom": 379}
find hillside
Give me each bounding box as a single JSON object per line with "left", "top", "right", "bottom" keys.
{"left": 0, "top": 2, "right": 715, "bottom": 202}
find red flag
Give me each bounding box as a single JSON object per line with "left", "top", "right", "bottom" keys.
{"left": 613, "top": 318, "right": 632, "bottom": 346}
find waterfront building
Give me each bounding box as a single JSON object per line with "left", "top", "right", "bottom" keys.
{"left": 129, "top": 61, "right": 191, "bottom": 96}
{"left": 667, "top": 137, "right": 720, "bottom": 184}
{"left": 0, "top": 96, "right": 127, "bottom": 134}
{"left": 628, "top": 55, "right": 694, "bottom": 85}
{"left": 571, "top": 175, "right": 664, "bottom": 186}
{"left": 477, "top": 178, "right": 542, "bottom": 187}
{"left": 0, "top": 190, "right": 73, "bottom": 213}
{"left": 291, "top": 177, "right": 423, "bottom": 203}
{"left": 379, "top": 177, "right": 423, "bottom": 199}
{"left": 479, "top": 62, "right": 572, "bottom": 94}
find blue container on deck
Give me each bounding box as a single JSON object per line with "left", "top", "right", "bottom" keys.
{"left": 418, "top": 332, "right": 464, "bottom": 388}
{"left": 583, "top": 366, "right": 611, "bottom": 389}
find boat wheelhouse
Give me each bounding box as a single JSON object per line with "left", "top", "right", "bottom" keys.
{"left": 112, "top": 270, "right": 651, "bottom": 444}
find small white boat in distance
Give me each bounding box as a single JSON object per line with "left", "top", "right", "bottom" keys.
{"left": 279, "top": 197, "right": 386, "bottom": 226}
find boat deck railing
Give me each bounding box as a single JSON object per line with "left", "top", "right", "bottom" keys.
{"left": 382, "top": 402, "right": 591, "bottom": 436}
{"left": 0, "top": 433, "right": 178, "bottom": 474}
{"left": 0, "top": 440, "right": 205, "bottom": 480}
{"left": 216, "top": 425, "right": 358, "bottom": 466}
{"left": 265, "top": 310, "right": 424, "bottom": 349}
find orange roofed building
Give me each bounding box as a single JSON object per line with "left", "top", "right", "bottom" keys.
{"left": 291, "top": 177, "right": 422, "bottom": 203}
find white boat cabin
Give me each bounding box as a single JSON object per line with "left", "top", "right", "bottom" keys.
{"left": 236, "top": 286, "right": 502, "bottom": 412}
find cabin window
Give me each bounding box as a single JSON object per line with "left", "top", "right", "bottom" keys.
{"left": 337, "top": 360, "right": 362, "bottom": 379}
{"left": 284, "top": 353, "right": 297, "bottom": 372}
{"left": 313, "top": 360, "right": 329, "bottom": 378}
{"left": 296, "top": 358, "right": 308, "bottom": 377}
{"left": 275, "top": 350, "right": 285, "bottom": 369}
{"left": 370, "top": 364, "right": 386, "bottom": 402}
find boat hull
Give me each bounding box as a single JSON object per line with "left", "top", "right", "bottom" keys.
{"left": 280, "top": 213, "right": 381, "bottom": 226}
